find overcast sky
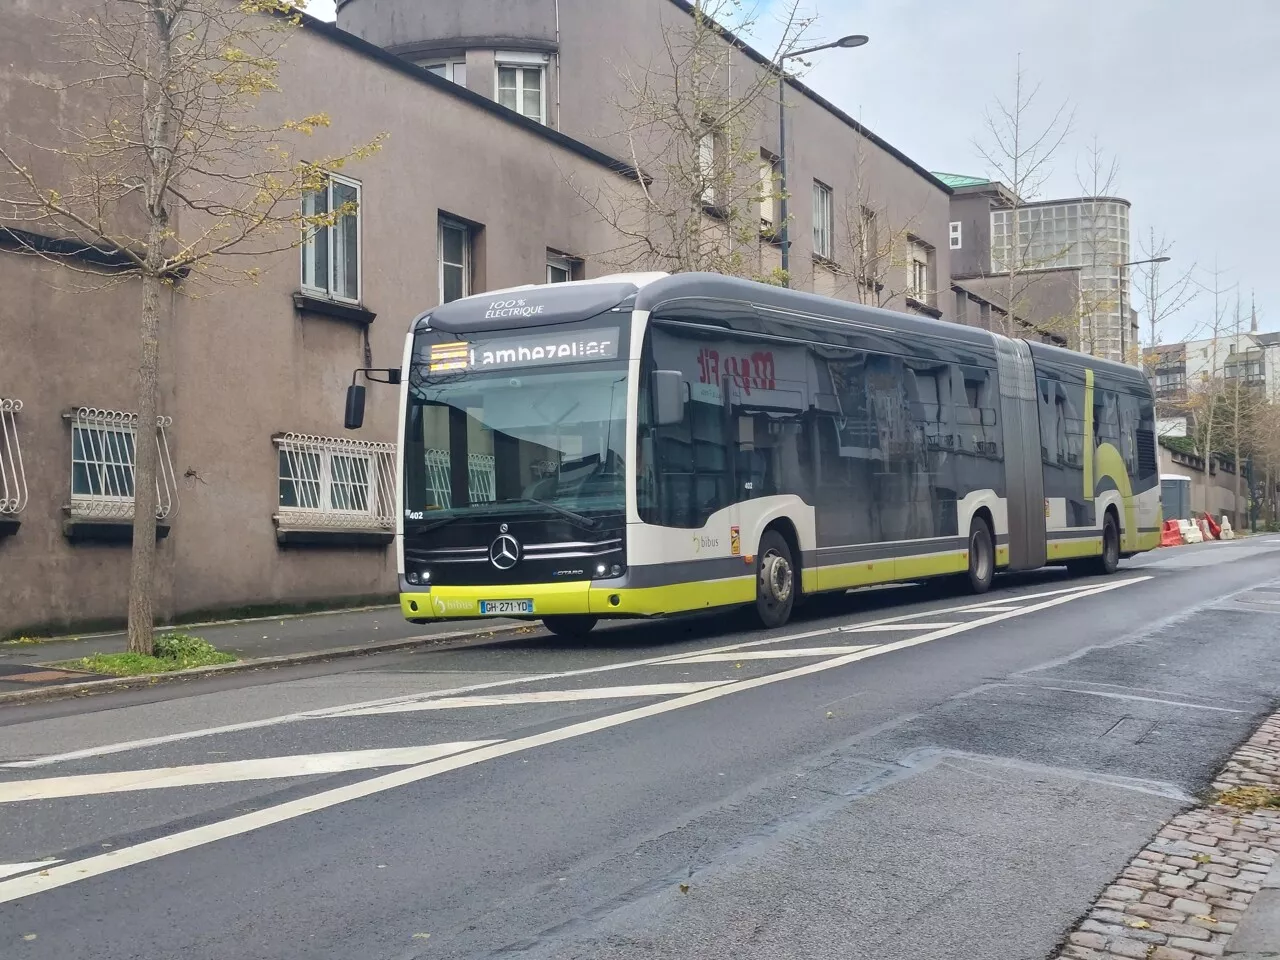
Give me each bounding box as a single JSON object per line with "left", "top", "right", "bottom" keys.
{"left": 307, "top": 0, "right": 1277, "bottom": 342}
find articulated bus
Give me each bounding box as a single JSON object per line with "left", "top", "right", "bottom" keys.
{"left": 343, "top": 272, "right": 1162, "bottom": 637}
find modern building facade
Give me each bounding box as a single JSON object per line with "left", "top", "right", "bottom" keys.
{"left": 0, "top": 0, "right": 981, "bottom": 636}
{"left": 937, "top": 174, "right": 1137, "bottom": 363}
{"left": 1146, "top": 326, "right": 1280, "bottom": 410}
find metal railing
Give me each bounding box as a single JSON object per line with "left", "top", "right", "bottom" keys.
{"left": 0, "top": 398, "right": 27, "bottom": 516}
{"left": 276, "top": 432, "right": 397, "bottom": 529}
{"left": 68, "top": 407, "right": 178, "bottom": 521}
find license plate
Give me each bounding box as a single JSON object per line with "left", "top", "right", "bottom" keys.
{"left": 479, "top": 599, "right": 534, "bottom": 615}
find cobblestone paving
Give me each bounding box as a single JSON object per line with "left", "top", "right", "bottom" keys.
{"left": 1054, "top": 714, "right": 1280, "bottom": 959}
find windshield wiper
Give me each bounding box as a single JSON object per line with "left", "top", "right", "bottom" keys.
{"left": 404, "top": 515, "right": 462, "bottom": 535}
{"left": 491, "top": 497, "right": 599, "bottom": 529}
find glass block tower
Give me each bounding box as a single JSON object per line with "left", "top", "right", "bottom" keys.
{"left": 990, "top": 198, "right": 1132, "bottom": 362}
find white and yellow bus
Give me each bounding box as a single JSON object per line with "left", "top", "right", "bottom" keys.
{"left": 344, "top": 272, "right": 1162, "bottom": 637}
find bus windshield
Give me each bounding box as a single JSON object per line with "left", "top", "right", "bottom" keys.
{"left": 403, "top": 332, "right": 629, "bottom": 524}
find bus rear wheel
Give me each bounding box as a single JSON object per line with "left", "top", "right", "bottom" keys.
{"left": 754, "top": 530, "right": 796, "bottom": 629}
{"left": 1093, "top": 512, "right": 1121, "bottom": 575}
{"left": 541, "top": 616, "right": 598, "bottom": 639}
{"left": 966, "top": 517, "right": 995, "bottom": 594}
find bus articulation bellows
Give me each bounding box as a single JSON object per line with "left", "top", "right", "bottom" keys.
{"left": 343, "top": 272, "right": 1162, "bottom": 637}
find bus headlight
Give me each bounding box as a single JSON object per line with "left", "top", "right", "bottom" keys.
{"left": 406, "top": 569, "right": 431, "bottom": 586}
{"left": 593, "top": 562, "right": 625, "bottom": 580}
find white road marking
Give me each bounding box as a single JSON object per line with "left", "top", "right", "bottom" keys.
{"left": 0, "top": 576, "right": 1149, "bottom": 903}
{"left": 0, "top": 742, "right": 499, "bottom": 803}
{"left": 0, "top": 862, "right": 60, "bottom": 881}
{"left": 0, "top": 580, "right": 1135, "bottom": 770}
{"left": 663, "top": 646, "right": 874, "bottom": 663}
{"left": 1030, "top": 686, "right": 1249, "bottom": 714}
{"left": 842, "top": 622, "right": 961, "bottom": 632}
{"left": 953, "top": 606, "right": 1021, "bottom": 613}
{"left": 337, "top": 683, "right": 730, "bottom": 716}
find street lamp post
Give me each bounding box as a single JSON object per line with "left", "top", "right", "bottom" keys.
{"left": 776, "top": 34, "right": 868, "bottom": 286}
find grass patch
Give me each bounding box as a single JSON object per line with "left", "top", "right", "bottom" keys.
{"left": 53, "top": 632, "right": 238, "bottom": 677}
{"left": 1215, "top": 785, "right": 1280, "bottom": 811}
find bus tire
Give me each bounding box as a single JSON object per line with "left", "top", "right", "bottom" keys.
{"left": 754, "top": 529, "right": 796, "bottom": 629}
{"left": 541, "top": 615, "right": 598, "bottom": 639}
{"left": 1094, "top": 512, "right": 1121, "bottom": 575}
{"left": 966, "top": 516, "right": 995, "bottom": 594}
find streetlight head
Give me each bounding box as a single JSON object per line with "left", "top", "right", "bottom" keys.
{"left": 836, "top": 34, "right": 870, "bottom": 48}
{"left": 1151, "top": 256, "right": 1171, "bottom": 264}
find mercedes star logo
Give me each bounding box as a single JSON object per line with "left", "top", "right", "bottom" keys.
{"left": 489, "top": 534, "right": 521, "bottom": 571}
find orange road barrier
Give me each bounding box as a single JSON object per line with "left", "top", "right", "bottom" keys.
{"left": 1160, "top": 520, "right": 1183, "bottom": 547}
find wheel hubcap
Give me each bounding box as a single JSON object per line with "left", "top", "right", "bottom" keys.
{"left": 760, "top": 550, "right": 793, "bottom": 605}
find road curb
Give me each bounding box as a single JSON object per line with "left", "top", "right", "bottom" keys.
{"left": 0, "top": 622, "right": 533, "bottom": 707}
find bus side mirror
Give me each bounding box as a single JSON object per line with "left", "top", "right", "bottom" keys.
{"left": 653, "top": 370, "right": 686, "bottom": 426}
{"left": 344, "top": 384, "right": 366, "bottom": 430}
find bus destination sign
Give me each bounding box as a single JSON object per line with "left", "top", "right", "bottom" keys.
{"left": 428, "top": 327, "right": 620, "bottom": 373}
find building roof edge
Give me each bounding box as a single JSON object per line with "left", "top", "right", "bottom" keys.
{"left": 663, "top": 0, "right": 951, "bottom": 195}
{"left": 295, "top": 12, "right": 649, "bottom": 184}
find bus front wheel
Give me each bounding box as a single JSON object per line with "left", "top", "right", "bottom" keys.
{"left": 754, "top": 530, "right": 796, "bottom": 629}
{"left": 541, "top": 616, "right": 598, "bottom": 639}
{"left": 966, "top": 517, "right": 995, "bottom": 594}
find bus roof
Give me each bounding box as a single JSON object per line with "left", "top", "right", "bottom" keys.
{"left": 415, "top": 271, "right": 1154, "bottom": 391}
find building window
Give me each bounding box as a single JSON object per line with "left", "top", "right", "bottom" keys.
{"left": 421, "top": 59, "right": 466, "bottom": 85}
{"left": 759, "top": 152, "right": 780, "bottom": 234}
{"left": 438, "top": 216, "right": 471, "bottom": 303}
{"left": 68, "top": 407, "right": 178, "bottom": 521}
{"left": 496, "top": 53, "right": 547, "bottom": 124}
{"left": 813, "top": 181, "right": 834, "bottom": 260}
{"left": 0, "top": 398, "right": 27, "bottom": 518}
{"left": 949, "top": 221, "right": 963, "bottom": 250}
{"left": 908, "top": 237, "right": 933, "bottom": 303}
{"left": 697, "top": 123, "right": 723, "bottom": 208}
{"left": 276, "top": 433, "right": 395, "bottom": 530}
{"left": 301, "top": 173, "right": 361, "bottom": 303}
{"left": 547, "top": 253, "right": 574, "bottom": 284}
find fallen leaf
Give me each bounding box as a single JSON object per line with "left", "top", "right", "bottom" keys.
{"left": 22, "top": 934, "right": 37, "bottom": 941}
{"left": 826, "top": 711, "right": 834, "bottom": 719}
{"left": 678, "top": 883, "right": 690, "bottom": 894}
{"left": 1125, "top": 919, "right": 1150, "bottom": 930}
{"left": 38, "top": 871, "right": 48, "bottom": 877}
{"left": 734, "top": 662, "right": 742, "bottom": 669}
{"left": 1194, "top": 853, "right": 1212, "bottom": 863}
{"left": 412, "top": 933, "right": 431, "bottom": 941}
{"left": 1196, "top": 915, "right": 1216, "bottom": 923}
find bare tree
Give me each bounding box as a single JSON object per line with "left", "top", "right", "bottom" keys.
{"left": 831, "top": 125, "right": 928, "bottom": 308}
{"left": 1135, "top": 230, "right": 1198, "bottom": 355}
{"left": 974, "top": 54, "right": 1075, "bottom": 338}
{"left": 1072, "top": 135, "right": 1122, "bottom": 357}
{"left": 0, "top": 0, "right": 383, "bottom": 654}
{"left": 1190, "top": 261, "right": 1236, "bottom": 473}
{"left": 568, "top": 0, "right": 813, "bottom": 282}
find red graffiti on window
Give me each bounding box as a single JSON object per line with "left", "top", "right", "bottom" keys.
{"left": 697, "top": 348, "right": 776, "bottom": 395}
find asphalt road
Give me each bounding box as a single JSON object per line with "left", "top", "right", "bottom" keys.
{"left": 2, "top": 537, "right": 1280, "bottom": 960}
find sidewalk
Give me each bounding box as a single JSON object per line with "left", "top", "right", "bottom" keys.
{"left": 1054, "top": 711, "right": 1280, "bottom": 959}
{"left": 0, "top": 606, "right": 521, "bottom": 698}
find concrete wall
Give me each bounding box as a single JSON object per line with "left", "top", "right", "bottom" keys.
{"left": 1159, "top": 447, "right": 1247, "bottom": 530}
{"left": 947, "top": 192, "right": 995, "bottom": 279}
{"left": 0, "top": 0, "right": 648, "bottom": 635}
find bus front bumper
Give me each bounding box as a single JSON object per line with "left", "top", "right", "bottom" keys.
{"left": 400, "top": 574, "right": 756, "bottom": 622}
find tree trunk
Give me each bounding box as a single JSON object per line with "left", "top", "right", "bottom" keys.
{"left": 126, "top": 269, "right": 163, "bottom": 655}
